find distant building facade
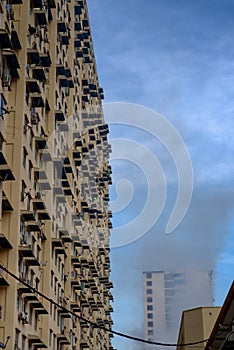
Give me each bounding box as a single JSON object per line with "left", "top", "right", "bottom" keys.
{"left": 143, "top": 270, "right": 213, "bottom": 342}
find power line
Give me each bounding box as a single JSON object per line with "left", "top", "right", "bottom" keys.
{"left": 0, "top": 263, "right": 210, "bottom": 347}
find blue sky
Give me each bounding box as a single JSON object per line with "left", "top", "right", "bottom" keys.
{"left": 87, "top": 1, "right": 234, "bottom": 349}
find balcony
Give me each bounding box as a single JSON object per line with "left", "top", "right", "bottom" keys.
{"left": 52, "top": 238, "right": 66, "bottom": 255}
{"left": 70, "top": 302, "right": 80, "bottom": 313}
{"left": 2, "top": 192, "right": 13, "bottom": 211}
{"left": 35, "top": 136, "right": 47, "bottom": 150}
{"left": 18, "top": 244, "right": 35, "bottom": 258}
{"left": 55, "top": 110, "right": 65, "bottom": 122}
{"left": 29, "top": 300, "right": 48, "bottom": 314}
{"left": 34, "top": 10, "right": 48, "bottom": 26}
{"left": 37, "top": 209, "right": 50, "bottom": 221}
{"left": 74, "top": 39, "right": 81, "bottom": 48}
{"left": 60, "top": 33, "right": 69, "bottom": 45}
{"left": 28, "top": 335, "right": 47, "bottom": 349}
{"left": 31, "top": 93, "right": 44, "bottom": 108}
{"left": 0, "top": 29, "right": 12, "bottom": 49}
{"left": 59, "top": 229, "right": 72, "bottom": 243}
{"left": 2, "top": 49, "right": 20, "bottom": 79}
{"left": 82, "top": 19, "right": 89, "bottom": 28}
{"left": 0, "top": 233, "right": 12, "bottom": 249}
{"left": 57, "top": 21, "right": 67, "bottom": 33}
{"left": 20, "top": 210, "right": 35, "bottom": 221}
{"left": 57, "top": 308, "right": 71, "bottom": 318}
{"left": 71, "top": 255, "right": 81, "bottom": 268}
{"left": 32, "top": 67, "right": 46, "bottom": 82}
{"left": 25, "top": 221, "right": 41, "bottom": 231}
{"left": 0, "top": 269, "right": 10, "bottom": 286}
{"left": 74, "top": 5, "right": 82, "bottom": 15}
{"left": 58, "top": 76, "right": 68, "bottom": 88}
{"left": 63, "top": 158, "right": 72, "bottom": 174}
{"left": 26, "top": 79, "right": 40, "bottom": 94}
{"left": 9, "top": 0, "right": 23, "bottom": 3}
{"left": 0, "top": 153, "right": 14, "bottom": 180}
{"left": 57, "top": 334, "right": 70, "bottom": 345}
{"left": 75, "top": 49, "right": 83, "bottom": 58}
{"left": 39, "top": 52, "right": 51, "bottom": 67}
{"left": 47, "top": 0, "right": 56, "bottom": 8}
{"left": 27, "top": 49, "right": 40, "bottom": 65}
{"left": 67, "top": 78, "right": 74, "bottom": 88}
{"left": 31, "top": 0, "right": 43, "bottom": 7}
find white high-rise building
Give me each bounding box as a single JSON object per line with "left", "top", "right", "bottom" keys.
{"left": 143, "top": 270, "right": 213, "bottom": 342}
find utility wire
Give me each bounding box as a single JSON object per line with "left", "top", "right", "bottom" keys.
{"left": 0, "top": 263, "right": 211, "bottom": 347}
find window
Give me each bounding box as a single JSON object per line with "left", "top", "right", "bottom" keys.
{"left": 146, "top": 272, "right": 152, "bottom": 278}
{"left": 146, "top": 281, "right": 152, "bottom": 286}
{"left": 22, "top": 335, "right": 26, "bottom": 350}
{"left": 147, "top": 297, "right": 153, "bottom": 302}
{"left": 147, "top": 289, "right": 152, "bottom": 294}
{"left": 147, "top": 321, "right": 153, "bottom": 327}
{"left": 28, "top": 160, "right": 33, "bottom": 180}
{"left": 21, "top": 181, "right": 27, "bottom": 201}
{"left": 49, "top": 330, "right": 53, "bottom": 346}
{"left": 23, "top": 147, "right": 27, "bottom": 168}
{"left": 147, "top": 305, "right": 153, "bottom": 311}
{"left": 165, "top": 289, "right": 174, "bottom": 297}
{"left": 164, "top": 281, "right": 175, "bottom": 288}
{"left": 148, "top": 330, "right": 154, "bottom": 336}
{"left": 14, "top": 329, "right": 20, "bottom": 350}
{"left": 147, "top": 313, "right": 153, "bottom": 319}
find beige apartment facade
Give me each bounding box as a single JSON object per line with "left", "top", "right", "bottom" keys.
{"left": 0, "top": 1, "right": 114, "bottom": 350}
{"left": 143, "top": 270, "right": 213, "bottom": 343}
{"left": 177, "top": 307, "right": 221, "bottom": 350}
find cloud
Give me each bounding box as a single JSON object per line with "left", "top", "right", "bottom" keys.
{"left": 86, "top": 0, "right": 234, "bottom": 348}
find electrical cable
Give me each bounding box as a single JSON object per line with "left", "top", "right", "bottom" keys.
{"left": 0, "top": 263, "right": 211, "bottom": 347}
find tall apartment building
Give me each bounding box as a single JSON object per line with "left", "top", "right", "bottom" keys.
{"left": 0, "top": 0, "right": 114, "bottom": 350}
{"left": 143, "top": 270, "right": 213, "bottom": 343}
